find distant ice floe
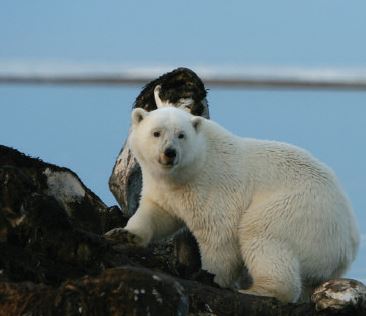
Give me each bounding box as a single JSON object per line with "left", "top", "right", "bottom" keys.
{"left": 2, "top": 60, "right": 366, "bottom": 89}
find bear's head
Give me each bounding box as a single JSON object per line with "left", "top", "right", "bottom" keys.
{"left": 129, "top": 107, "right": 205, "bottom": 179}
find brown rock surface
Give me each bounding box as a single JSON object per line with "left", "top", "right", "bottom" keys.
{"left": 1, "top": 144, "right": 365, "bottom": 315}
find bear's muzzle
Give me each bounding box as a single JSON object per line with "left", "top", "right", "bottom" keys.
{"left": 159, "top": 147, "right": 177, "bottom": 167}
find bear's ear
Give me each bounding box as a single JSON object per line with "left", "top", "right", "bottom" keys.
{"left": 191, "top": 116, "right": 202, "bottom": 132}
{"left": 132, "top": 108, "right": 148, "bottom": 126}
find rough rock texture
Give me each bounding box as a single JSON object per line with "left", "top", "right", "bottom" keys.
{"left": 1, "top": 144, "right": 365, "bottom": 315}
{"left": 312, "top": 279, "right": 366, "bottom": 313}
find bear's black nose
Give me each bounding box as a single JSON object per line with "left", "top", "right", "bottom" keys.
{"left": 164, "top": 148, "right": 176, "bottom": 159}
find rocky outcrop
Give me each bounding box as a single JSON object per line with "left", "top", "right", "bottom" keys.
{"left": 1, "top": 144, "right": 365, "bottom": 315}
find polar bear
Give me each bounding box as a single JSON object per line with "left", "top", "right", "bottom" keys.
{"left": 106, "top": 107, "right": 360, "bottom": 303}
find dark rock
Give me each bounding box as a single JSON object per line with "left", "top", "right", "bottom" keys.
{"left": 0, "top": 146, "right": 111, "bottom": 283}
{"left": 1, "top": 144, "right": 365, "bottom": 315}
{"left": 0, "top": 145, "right": 105, "bottom": 234}
{"left": 174, "top": 228, "right": 202, "bottom": 279}
{"left": 133, "top": 67, "right": 209, "bottom": 116}
{"left": 0, "top": 267, "right": 188, "bottom": 316}
{"left": 99, "top": 205, "right": 129, "bottom": 233}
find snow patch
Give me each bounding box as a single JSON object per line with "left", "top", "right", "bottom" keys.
{"left": 44, "top": 168, "right": 85, "bottom": 214}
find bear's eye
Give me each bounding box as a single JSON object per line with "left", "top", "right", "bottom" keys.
{"left": 153, "top": 131, "right": 161, "bottom": 138}
{"left": 178, "top": 133, "right": 185, "bottom": 139}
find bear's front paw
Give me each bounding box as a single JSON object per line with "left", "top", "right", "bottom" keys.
{"left": 104, "top": 227, "right": 143, "bottom": 247}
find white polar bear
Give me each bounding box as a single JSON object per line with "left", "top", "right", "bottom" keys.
{"left": 108, "top": 106, "right": 360, "bottom": 303}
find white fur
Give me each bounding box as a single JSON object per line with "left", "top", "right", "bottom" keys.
{"left": 126, "top": 107, "right": 360, "bottom": 303}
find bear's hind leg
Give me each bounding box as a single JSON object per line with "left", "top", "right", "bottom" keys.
{"left": 240, "top": 238, "right": 302, "bottom": 303}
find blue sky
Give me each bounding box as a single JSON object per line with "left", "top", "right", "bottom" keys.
{"left": 0, "top": 1, "right": 365, "bottom": 281}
